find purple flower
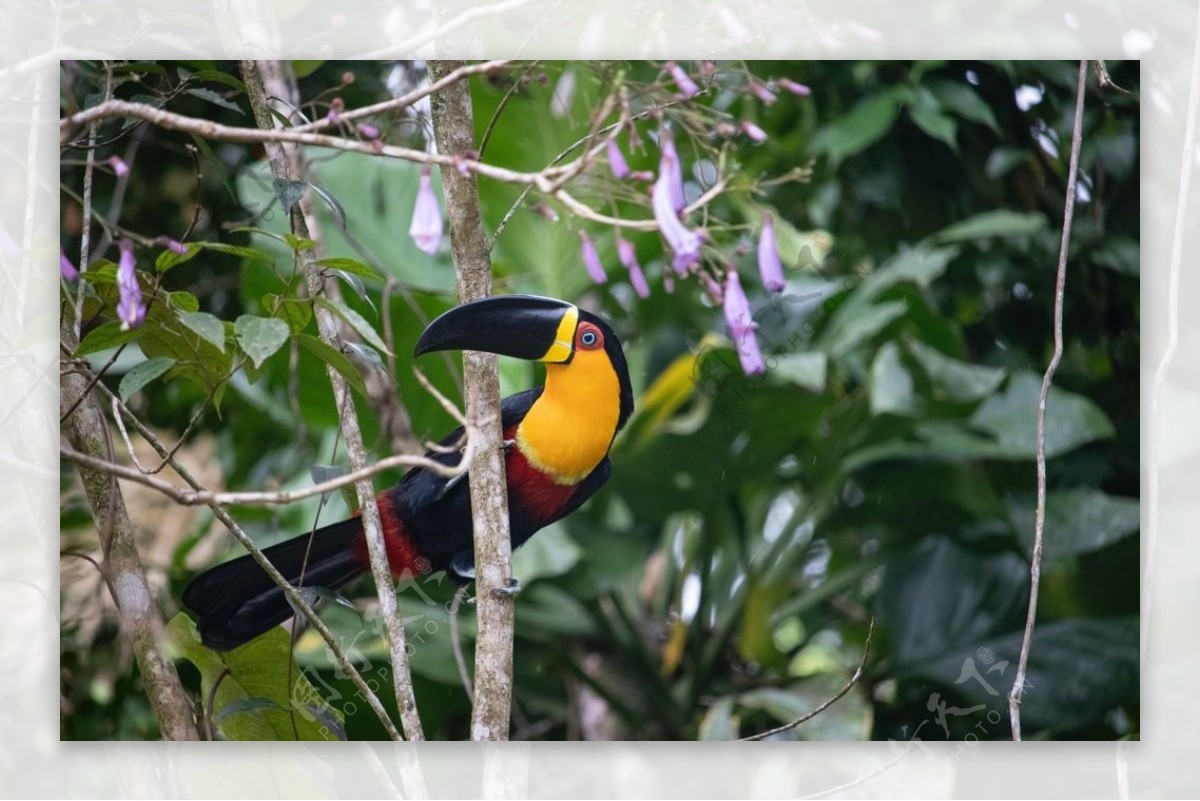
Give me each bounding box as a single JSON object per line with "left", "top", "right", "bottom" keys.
{"left": 652, "top": 168, "right": 704, "bottom": 274}
{"left": 666, "top": 61, "right": 700, "bottom": 98}
{"left": 740, "top": 121, "right": 768, "bottom": 143}
{"left": 116, "top": 239, "right": 145, "bottom": 330}
{"left": 757, "top": 213, "right": 785, "bottom": 293}
{"left": 777, "top": 78, "right": 812, "bottom": 97}
{"left": 60, "top": 250, "right": 78, "bottom": 281}
{"left": 356, "top": 122, "right": 380, "bottom": 140}
{"left": 653, "top": 127, "right": 704, "bottom": 274}
{"left": 617, "top": 237, "right": 649, "bottom": 298}
{"left": 748, "top": 81, "right": 778, "bottom": 105}
{"left": 658, "top": 127, "right": 685, "bottom": 214}
{"left": 723, "top": 268, "right": 764, "bottom": 375}
{"left": 607, "top": 138, "right": 630, "bottom": 179}
{"left": 579, "top": 231, "right": 607, "bottom": 284}
{"left": 155, "top": 236, "right": 188, "bottom": 255}
{"left": 409, "top": 166, "right": 443, "bottom": 255}
{"left": 108, "top": 156, "right": 129, "bottom": 177}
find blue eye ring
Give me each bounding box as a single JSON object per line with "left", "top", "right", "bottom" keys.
{"left": 580, "top": 330, "right": 598, "bottom": 347}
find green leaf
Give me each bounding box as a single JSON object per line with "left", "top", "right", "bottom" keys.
{"left": 904, "top": 336, "right": 1005, "bottom": 401}
{"left": 314, "top": 296, "right": 391, "bottom": 355}
{"left": 1006, "top": 488, "right": 1139, "bottom": 559}
{"left": 305, "top": 180, "right": 347, "bottom": 231}
{"left": 738, "top": 679, "right": 872, "bottom": 740}
{"left": 931, "top": 210, "right": 1047, "bottom": 243}
{"left": 295, "top": 333, "right": 368, "bottom": 399}
{"left": 168, "top": 291, "right": 201, "bottom": 313}
{"left": 184, "top": 69, "right": 246, "bottom": 92}
{"left": 314, "top": 257, "right": 383, "bottom": 281}
{"left": 119, "top": 357, "right": 176, "bottom": 401}
{"left": 912, "top": 617, "right": 1138, "bottom": 734}
{"left": 985, "top": 147, "right": 1032, "bottom": 179}
{"left": 75, "top": 321, "right": 144, "bottom": 356}
{"left": 869, "top": 341, "right": 916, "bottom": 415}
{"left": 819, "top": 299, "right": 907, "bottom": 358}
{"left": 264, "top": 294, "right": 314, "bottom": 335}
{"left": 810, "top": 89, "right": 904, "bottom": 166}
{"left": 234, "top": 315, "right": 290, "bottom": 368}
{"left": 698, "top": 697, "right": 739, "bottom": 741}
{"left": 926, "top": 78, "right": 1000, "bottom": 132}
{"left": 970, "top": 371, "right": 1115, "bottom": 459}
{"left": 164, "top": 613, "right": 341, "bottom": 741}
{"left": 178, "top": 311, "right": 227, "bottom": 353}
{"left": 768, "top": 352, "right": 827, "bottom": 392}
{"left": 155, "top": 243, "right": 203, "bottom": 272}
{"left": 185, "top": 86, "right": 244, "bottom": 115}
{"left": 909, "top": 104, "right": 958, "bottom": 151}
{"left": 511, "top": 523, "right": 582, "bottom": 583}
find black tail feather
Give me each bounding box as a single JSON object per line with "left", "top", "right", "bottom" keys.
{"left": 182, "top": 517, "right": 366, "bottom": 651}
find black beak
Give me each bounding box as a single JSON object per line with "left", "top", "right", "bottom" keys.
{"left": 414, "top": 295, "right": 579, "bottom": 363}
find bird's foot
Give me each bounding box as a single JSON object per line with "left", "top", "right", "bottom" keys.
{"left": 491, "top": 577, "right": 522, "bottom": 598}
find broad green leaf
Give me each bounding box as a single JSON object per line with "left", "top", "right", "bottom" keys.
{"left": 119, "top": 357, "right": 176, "bottom": 401}
{"left": 168, "top": 290, "right": 201, "bottom": 313}
{"left": 178, "top": 311, "right": 227, "bottom": 353}
{"left": 291, "top": 60, "right": 325, "bottom": 78}
{"left": 235, "top": 315, "right": 290, "bottom": 368}
{"left": 698, "top": 697, "right": 739, "bottom": 741}
{"left": 295, "top": 333, "right": 368, "bottom": 399}
{"left": 909, "top": 105, "right": 958, "bottom": 151}
{"left": 511, "top": 523, "right": 582, "bottom": 583}
{"left": 819, "top": 299, "right": 907, "bottom": 358}
{"left": 911, "top": 617, "right": 1138, "bottom": 734}
{"left": 970, "top": 371, "right": 1115, "bottom": 459}
{"left": 264, "top": 293, "right": 314, "bottom": 335}
{"left": 869, "top": 341, "right": 916, "bottom": 415}
{"left": 164, "top": 613, "right": 341, "bottom": 741}
{"left": 931, "top": 210, "right": 1047, "bottom": 243}
{"left": 314, "top": 296, "right": 391, "bottom": 355}
{"left": 926, "top": 77, "right": 1000, "bottom": 132}
{"left": 768, "top": 352, "right": 827, "bottom": 392}
{"left": 75, "top": 321, "right": 144, "bottom": 356}
{"left": 810, "top": 89, "right": 905, "bottom": 166}
{"left": 1006, "top": 488, "right": 1139, "bottom": 559}
{"left": 905, "top": 336, "right": 1005, "bottom": 401}
{"left": 985, "top": 147, "right": 1032, "bottom": 178}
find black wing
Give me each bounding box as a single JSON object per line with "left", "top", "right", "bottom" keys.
{"left": 385, "top": 389, "right": 543, "bottom": 576}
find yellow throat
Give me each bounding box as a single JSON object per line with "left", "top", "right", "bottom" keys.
{"left": 516, "top": 347, "right": 622, "bottom": 485}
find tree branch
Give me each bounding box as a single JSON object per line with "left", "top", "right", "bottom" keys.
{"left": 59, "top": 320, "right": 199, "bottom": 741}
{"left": 1008, "top": 59, "right": 1088, "bottom": 741}
{"left": 428, "top": 58, "right": 516, "bottom": 742}
{"left": 242, "top": 59, "right": 425, "bottom": 742}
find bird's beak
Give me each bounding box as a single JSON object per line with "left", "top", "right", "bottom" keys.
{"left": 414, "top": 295, "right": 579, "bottom": 364}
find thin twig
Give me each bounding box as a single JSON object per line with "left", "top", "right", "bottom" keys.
{"left": 1008, "top": 59, "right": 1088, "bottom": 741}
{"left": 59, "top": 442, "right": 472, "bottom": 506}
{"left": 740, "top": 618, "right": 876, "bottom": 741}
{"left": 291, "top": 60, "right": 511, "bottom": 134}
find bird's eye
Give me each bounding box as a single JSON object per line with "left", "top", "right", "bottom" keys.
{"left": 580, "top": 329, "right": 599, "bottom": 348}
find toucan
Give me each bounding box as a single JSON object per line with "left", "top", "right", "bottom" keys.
{"left": 182, "top": 295, "right": 633, "bottom": 651}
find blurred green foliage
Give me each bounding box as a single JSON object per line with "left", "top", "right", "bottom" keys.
{"left": 60, "top": 59, "right": 1139, "bottom": 741}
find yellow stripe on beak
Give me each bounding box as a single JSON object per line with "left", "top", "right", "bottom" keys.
{"left": 540, "top": 305, "right": 578, "bottom": 363}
